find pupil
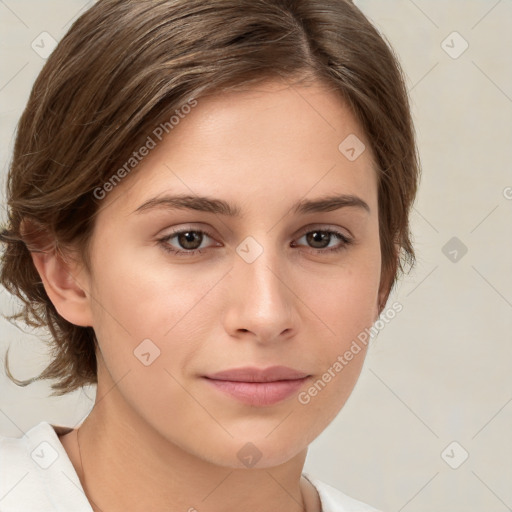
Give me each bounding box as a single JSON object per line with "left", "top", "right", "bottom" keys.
{"left": 307, "top": 231, "right": 329, "bottom": 248}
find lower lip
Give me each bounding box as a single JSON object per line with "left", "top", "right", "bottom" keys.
{"left": 204, "top": 377, "right": 310, "bottom": 406}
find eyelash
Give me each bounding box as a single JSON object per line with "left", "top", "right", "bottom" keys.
{"left": 157, "top": 226, "right": 353, "bottom": 258}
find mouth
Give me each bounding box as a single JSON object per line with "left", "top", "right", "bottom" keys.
{"left": 203, "top": 366, "right": 311, "bottom": 406}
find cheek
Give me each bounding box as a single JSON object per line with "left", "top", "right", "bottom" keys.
{"left": 295, "top": 277, "right": 377, "bottom": 427}
{"left": 303, "top": 247, "right": 381, "bottom": 342}
{"left": 296, "top": 246, "right": 381, "bottom": 401}
{"left": 89, "top": 237, "right": 204, "bottom": 330}
{"left": 324, "top": 268, "right": 380, "bottom": 338}
{"left": 87, "top": 244, "right": 224, "bottom": 377}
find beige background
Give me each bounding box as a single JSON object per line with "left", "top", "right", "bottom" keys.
{"left": 1, "top": 1, "right": 511, "bottom": 510}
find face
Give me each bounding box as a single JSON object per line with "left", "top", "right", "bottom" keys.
{"left": 81, "top": 79, "right": 385, "bottom": 468}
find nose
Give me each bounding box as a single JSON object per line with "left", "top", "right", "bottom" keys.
{"left": 222, "top": 240, "right": 298, "bottom": 344}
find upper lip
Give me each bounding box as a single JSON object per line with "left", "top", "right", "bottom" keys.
{"left": 205, "top": 366, "right": 310, "bottom": 382}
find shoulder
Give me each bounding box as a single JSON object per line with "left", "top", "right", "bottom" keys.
{"left": 0, "top": 421, "right": 92, "bottom": 511}
{"left": 303, "top": 472, "right": 383, "bottom": 512}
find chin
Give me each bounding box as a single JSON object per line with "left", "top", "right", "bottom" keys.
{"left": 197, "top": 428, "right": 311, "bottom": 470}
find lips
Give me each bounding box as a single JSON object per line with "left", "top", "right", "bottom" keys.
{"left": 203, "top": 366, "right": 311, "bottom": 406}
{"left": 205, "top": 365, "right": 310, "bottom": 383}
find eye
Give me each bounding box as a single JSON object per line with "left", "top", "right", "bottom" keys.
{"left": 158, "top": 227, "right": 219, "bottom": 257}
{"left": 292, "top": 228, "right": 353, "bottom": 254}
{"left": 157, "top": 225, "right": 353, "bottom": 258}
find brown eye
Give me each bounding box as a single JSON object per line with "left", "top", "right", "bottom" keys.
{"left": 176, "top": 231, "right": 204, "bottom": 250}
{"left": 158, "top": 227, "right": 218, "bottom": 257}
{"left": 293, "top": 229, "right": 353, "bottom": 254}
{"left": 306, "top": 231, "right": 332, "bottom": 249}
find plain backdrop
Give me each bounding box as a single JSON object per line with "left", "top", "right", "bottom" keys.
{"left": 1, "top": 1, "right": 511, "bottom": 511}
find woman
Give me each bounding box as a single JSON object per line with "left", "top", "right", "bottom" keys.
{"left": 0, "top": 0, "right": 420, "bottom": 510}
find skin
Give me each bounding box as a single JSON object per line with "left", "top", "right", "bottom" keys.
{"left": 32, "top": 78, "right": 390, "bottom": 512}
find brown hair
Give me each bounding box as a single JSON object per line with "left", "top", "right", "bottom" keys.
{"left": 0, "top": 0, "right": 420, "bottom": 396}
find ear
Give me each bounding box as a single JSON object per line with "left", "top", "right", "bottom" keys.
{"left": 30, "top": 248, "right": 93, "bottom": 327}
{"left": 22, "top": 219, "right": 93, "bottom": 327}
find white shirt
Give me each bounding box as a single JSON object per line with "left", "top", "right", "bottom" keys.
{"left": 0, "top": 422, "right": 381, "bottom": 511}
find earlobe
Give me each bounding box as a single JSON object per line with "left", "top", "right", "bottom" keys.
{"left": 30, "top": 248, "right": 94, "bottom": 327}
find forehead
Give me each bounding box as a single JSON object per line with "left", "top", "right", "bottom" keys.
{"left": 98, "top": 79, "right": 378, "bottom": 219}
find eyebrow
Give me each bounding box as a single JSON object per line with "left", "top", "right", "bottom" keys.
{"left": 133, "top": 193, "right": 370, "bottom": 216}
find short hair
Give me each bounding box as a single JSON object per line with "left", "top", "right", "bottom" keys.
{"left": 0, "top": 0, "right": 420, "bottom": 395}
